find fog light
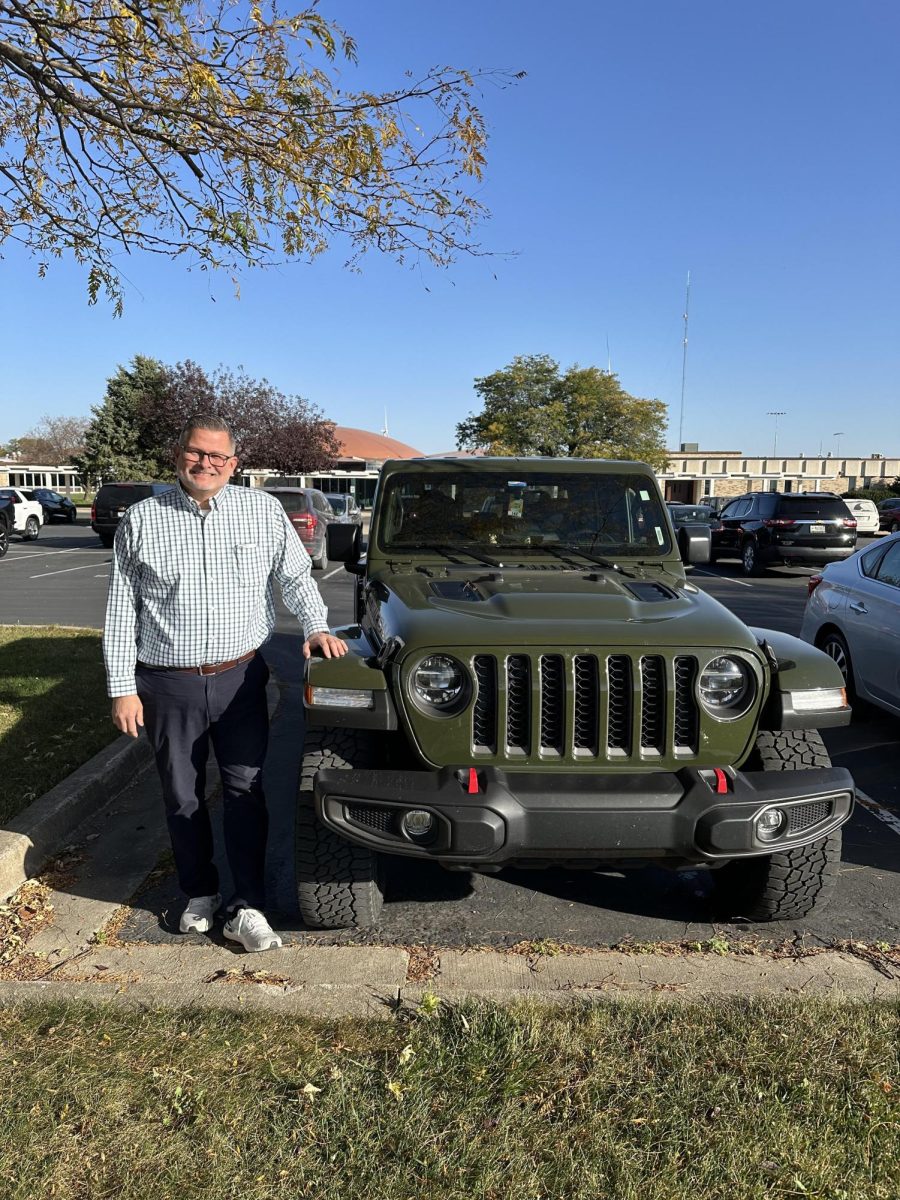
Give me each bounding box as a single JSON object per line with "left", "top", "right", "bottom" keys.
{"left": 402, "top": 810, "right": 434, "bottom": 838}
{"left": 755, "top": 808, "right": 786, "bottom": 841}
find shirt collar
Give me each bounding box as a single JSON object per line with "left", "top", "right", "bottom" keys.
{"left": 175, "top": 481, "right": 232, "bottom": 513}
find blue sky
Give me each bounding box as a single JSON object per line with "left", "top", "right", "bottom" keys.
{"left": 1, "top": 1, "right": 898, "bottom": 457}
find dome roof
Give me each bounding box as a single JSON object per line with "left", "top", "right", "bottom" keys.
{"left": 333, "top": 426, "right": 422, "bottom": 460}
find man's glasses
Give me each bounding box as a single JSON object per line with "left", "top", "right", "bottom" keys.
{"left": 181, "top": 447, "right": 233, "bottom": 468}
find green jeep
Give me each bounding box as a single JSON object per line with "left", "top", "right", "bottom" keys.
{"left": 298, "top": 458, "right": 854, "bottom": 929}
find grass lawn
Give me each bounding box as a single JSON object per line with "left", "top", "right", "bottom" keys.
{"left": 0, "top": 626, "right": 117, "bottom": 823}
{"left": 0, "top": 997, "right": 897, "bottom": 1199}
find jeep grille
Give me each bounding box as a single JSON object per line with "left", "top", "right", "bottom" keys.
{"left": 472, "top": 652, "right": 702, "bottom": 762}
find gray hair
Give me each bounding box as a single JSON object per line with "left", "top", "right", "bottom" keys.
{"left": 178, "top": 414, "right": 236, "bottom": 453}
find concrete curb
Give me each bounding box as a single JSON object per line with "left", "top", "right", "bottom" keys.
{"left": 1, "top": 947, "right": 897, "bottom": 1015}
{"left": 0, "top": 733, "right": 153, "bottom": 901}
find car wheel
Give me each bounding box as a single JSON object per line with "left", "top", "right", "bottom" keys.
{"left": 741, "top": 539, "right": 760, "bottom": 576}
{"left": 312, "top": 544, "right": 329, "bottom": 571}
{"left": 99, "top": 533, "right": 115, "bottom": 549}
{"left": 818, "top": 629, "right": 866, "bottom": 712}
{"left": 892, "top": 521, "right": 900, "bottom": 534}
{"left": 296, "top": 727, "right": 385, "bottom": 929}
{"left": 67, "top": 509, "right": 77, "bottom": 523}
{"left": 714, "top": 730, "right": 842, "bottom": 921}
{"left": 24, "top": 515, "right": 40, "bottom": 540}
{"left": 0, "top": 523, "right": 9, "bottom": 558}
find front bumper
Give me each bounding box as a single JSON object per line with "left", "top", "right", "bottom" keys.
{"left": 314, "top": 765, "right": 855, "bottom": 866}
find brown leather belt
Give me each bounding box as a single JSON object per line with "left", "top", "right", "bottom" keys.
{"left": 138, "top": 650, "right": 257, "bottom": 676}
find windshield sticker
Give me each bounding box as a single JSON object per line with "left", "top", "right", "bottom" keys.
{"left": 508, "top": 497, "right": 524, "bottom": 519}
{"left": 655, "top": 526, "right": 665, "bottom": 545}
{"left": 640, "top": 490, "right": 650, "bottom": 501}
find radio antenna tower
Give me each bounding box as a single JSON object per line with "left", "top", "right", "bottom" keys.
{"left": 678, "top": 271, "right": 691, "bottom": 448}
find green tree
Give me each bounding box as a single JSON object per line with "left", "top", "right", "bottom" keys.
{"left": 76, "top": 356, "right": 169, "bottom": 484}
{"left": 456, "top": 354, "right": 670, "bottom": 470}
{"left": 0, "top": 3, "right": 514, "bottom": 313}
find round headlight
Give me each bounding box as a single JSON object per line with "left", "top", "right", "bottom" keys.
{"left": 698, "top": 656, "right": 752, "bottom": 715}
{"left": 412, "top": 655, "right": 466, "bottom": 709}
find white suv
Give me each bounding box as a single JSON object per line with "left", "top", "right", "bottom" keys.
{"left": 844, "top": 498, "right": 879, "bottom": 535}
{"left": 0, "top": 487, "right": 43, "bottom": 540}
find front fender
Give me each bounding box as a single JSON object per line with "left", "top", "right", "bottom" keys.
{"left": 751, "top": 627, "right": 851, "bottom": 730}
{"left": 304, "top": 624, "right": 397, "bottom": 730}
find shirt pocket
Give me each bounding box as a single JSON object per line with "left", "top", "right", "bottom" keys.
{"left": 234, "top": 542, "right": 268, "bottom": 588}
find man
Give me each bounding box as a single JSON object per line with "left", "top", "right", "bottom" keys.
{"left": 103, "top": 415, "right": 347, "bottom": 952}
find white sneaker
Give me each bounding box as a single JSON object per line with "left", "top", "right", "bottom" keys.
{"left": 179, "top": 893, "right": 222, "bottom": 934}
{"left": 223, "top": 908, "right": 283, "bottom": 953}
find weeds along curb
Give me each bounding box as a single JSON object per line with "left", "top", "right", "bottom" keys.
{"left": 0, "top": 734, "right": 153, "bottom": 901}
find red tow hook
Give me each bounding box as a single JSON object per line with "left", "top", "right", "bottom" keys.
{"left": 713, "top": 768, "right": 729, "bottom": 794}
{"left": 467, "top": 768, "right": 480, "bottom": 794}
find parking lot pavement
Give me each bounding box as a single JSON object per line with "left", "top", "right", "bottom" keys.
{"left": 7, "top": 524, "right": 900, "bottom": 950}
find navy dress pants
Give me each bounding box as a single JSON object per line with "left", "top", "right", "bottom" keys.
{"left": 136, "top": 653, "right": 270, "bottom": 911}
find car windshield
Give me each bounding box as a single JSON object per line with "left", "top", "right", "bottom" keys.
{"left": 271, "top": 492, "right": 309, "bottom": 514}
{"left": 774, "top": 496, "right": 850, "bottom": 519}
{"left": 326, "top": 496, "right": 348, "bottom": 514}
{"left": 668, "top": 505, "right": 718, "bottom": 524}
{"left": 377, "top": 470, "right": 672, "bottom": 557}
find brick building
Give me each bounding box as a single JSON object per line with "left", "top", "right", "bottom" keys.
{"left": 659, "top": 449, "right": 900, "bottom": 503}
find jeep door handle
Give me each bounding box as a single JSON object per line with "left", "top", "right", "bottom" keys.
{"left": 849, "top": 601, "right": 867, "bottom": 614}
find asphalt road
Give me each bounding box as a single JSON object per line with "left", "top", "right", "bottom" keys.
{"left": 4, "top": 520, "right": 899, "bottom": 947}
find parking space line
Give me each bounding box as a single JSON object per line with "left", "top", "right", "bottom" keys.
{"left": 692, "top": 569, "right": 754, "bottom": 588}
{"left": 321, "top": 565, "right": 345, "bottom": 581}
{"left": 4, "top": 547, "right": 95, "bottom": 561}
{"left": 856, "top": 788, "right": 900, "bottom": 840}
{"left": 31, "top": 561, "right": 111, "bottom": 578}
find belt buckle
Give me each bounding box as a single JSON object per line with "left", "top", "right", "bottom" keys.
{"left": 199, "top": 663, "right": 216, "bottom": 676}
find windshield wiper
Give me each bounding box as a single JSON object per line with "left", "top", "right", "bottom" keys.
{"left": 549, "top": 543, "right": 636, "bottom": 576}
{"left": 402, "top": 543, "right": 503, "bottom": 569}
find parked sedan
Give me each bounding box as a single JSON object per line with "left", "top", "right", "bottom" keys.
{"left": 26, "top": 487, "right": 78, "bottom": 523}
{"left": 0, "top": 487, "right": 43, "bottom": 539}
{"left": 800, "top": 533, "right": 900, "bottom": 717}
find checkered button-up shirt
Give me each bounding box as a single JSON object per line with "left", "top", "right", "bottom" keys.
{"left": 103, "top": 483, "right": 330, "bottom": 697}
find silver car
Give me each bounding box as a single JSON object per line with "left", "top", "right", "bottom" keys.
{"left": 800, "top": 532, "right": 900, "bottom": 717}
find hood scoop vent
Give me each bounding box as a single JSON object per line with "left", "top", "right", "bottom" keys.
{"left": 626, "top": 581, "right": 678, "bottom": 603}
{"left": 429, "top": 580, "right": 484, "bottom": 602}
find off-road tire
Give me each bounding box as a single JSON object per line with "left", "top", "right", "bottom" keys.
{"left": 715, "top": 730, "right": 842, "bottom": 921}
{"left": 24, "top": 515, "right": 40, "bottom": 540}
{"left": 741, "top": 538, "right": 760, "bottom": 576}
{"left": 296, "top": 726, "right": 384, "bottom": 929}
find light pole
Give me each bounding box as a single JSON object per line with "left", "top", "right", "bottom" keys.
{"left": 766, "top": 411, "right": 786, "bottom": 459}
{"left": 833, "top": 432, "right": 844, "bottom": 458}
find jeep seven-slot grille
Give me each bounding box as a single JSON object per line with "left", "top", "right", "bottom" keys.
{"left": 472, "top": 653, "right": 702, "bottom": 761}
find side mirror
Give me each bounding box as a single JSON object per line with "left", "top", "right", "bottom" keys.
{"left": 678, "top": 524, "right": 711, "bottom": 565}
{"left": 327, "top": 524, "right": 363, "bottom": 563}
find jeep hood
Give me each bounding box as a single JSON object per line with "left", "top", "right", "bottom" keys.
{"left": 367, "top": 567, "right": 760, "bottom": 654}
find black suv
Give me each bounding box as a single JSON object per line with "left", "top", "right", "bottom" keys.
{"left": 91, "top": 482, "right": 173, "bottom": 547}
{"left": 713, "top": 492, "right": 856, "bottom": 575}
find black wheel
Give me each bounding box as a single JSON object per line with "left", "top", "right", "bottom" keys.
{"left": 741, "top": 539, "right": 760, "bottom": 576}
{"left": 892, "top": 521, "right": 900, "bottom": 534}
{"left": 24, "top": 515, "right": 40, "bottom": 540}
{"left": 714, "top": 730, "right": 842, "bottom": 921}
{"left": 296, "top": 727, "right": 384, "bottom": 929}
{"left": 66, "top": 508, "right": 77, "bottom": 523}
{"left": 99, "top": 533, "right": 114, "bottom": 549}
{"left": 0, "top": 522, "right": 9, "bottom": 558}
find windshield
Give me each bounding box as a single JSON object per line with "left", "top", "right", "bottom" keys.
{"left": 326, "top": 495, "right": 348, "bottom": 514}
{"left": 377, "top": 470, "right": 672, "bottom": 557}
